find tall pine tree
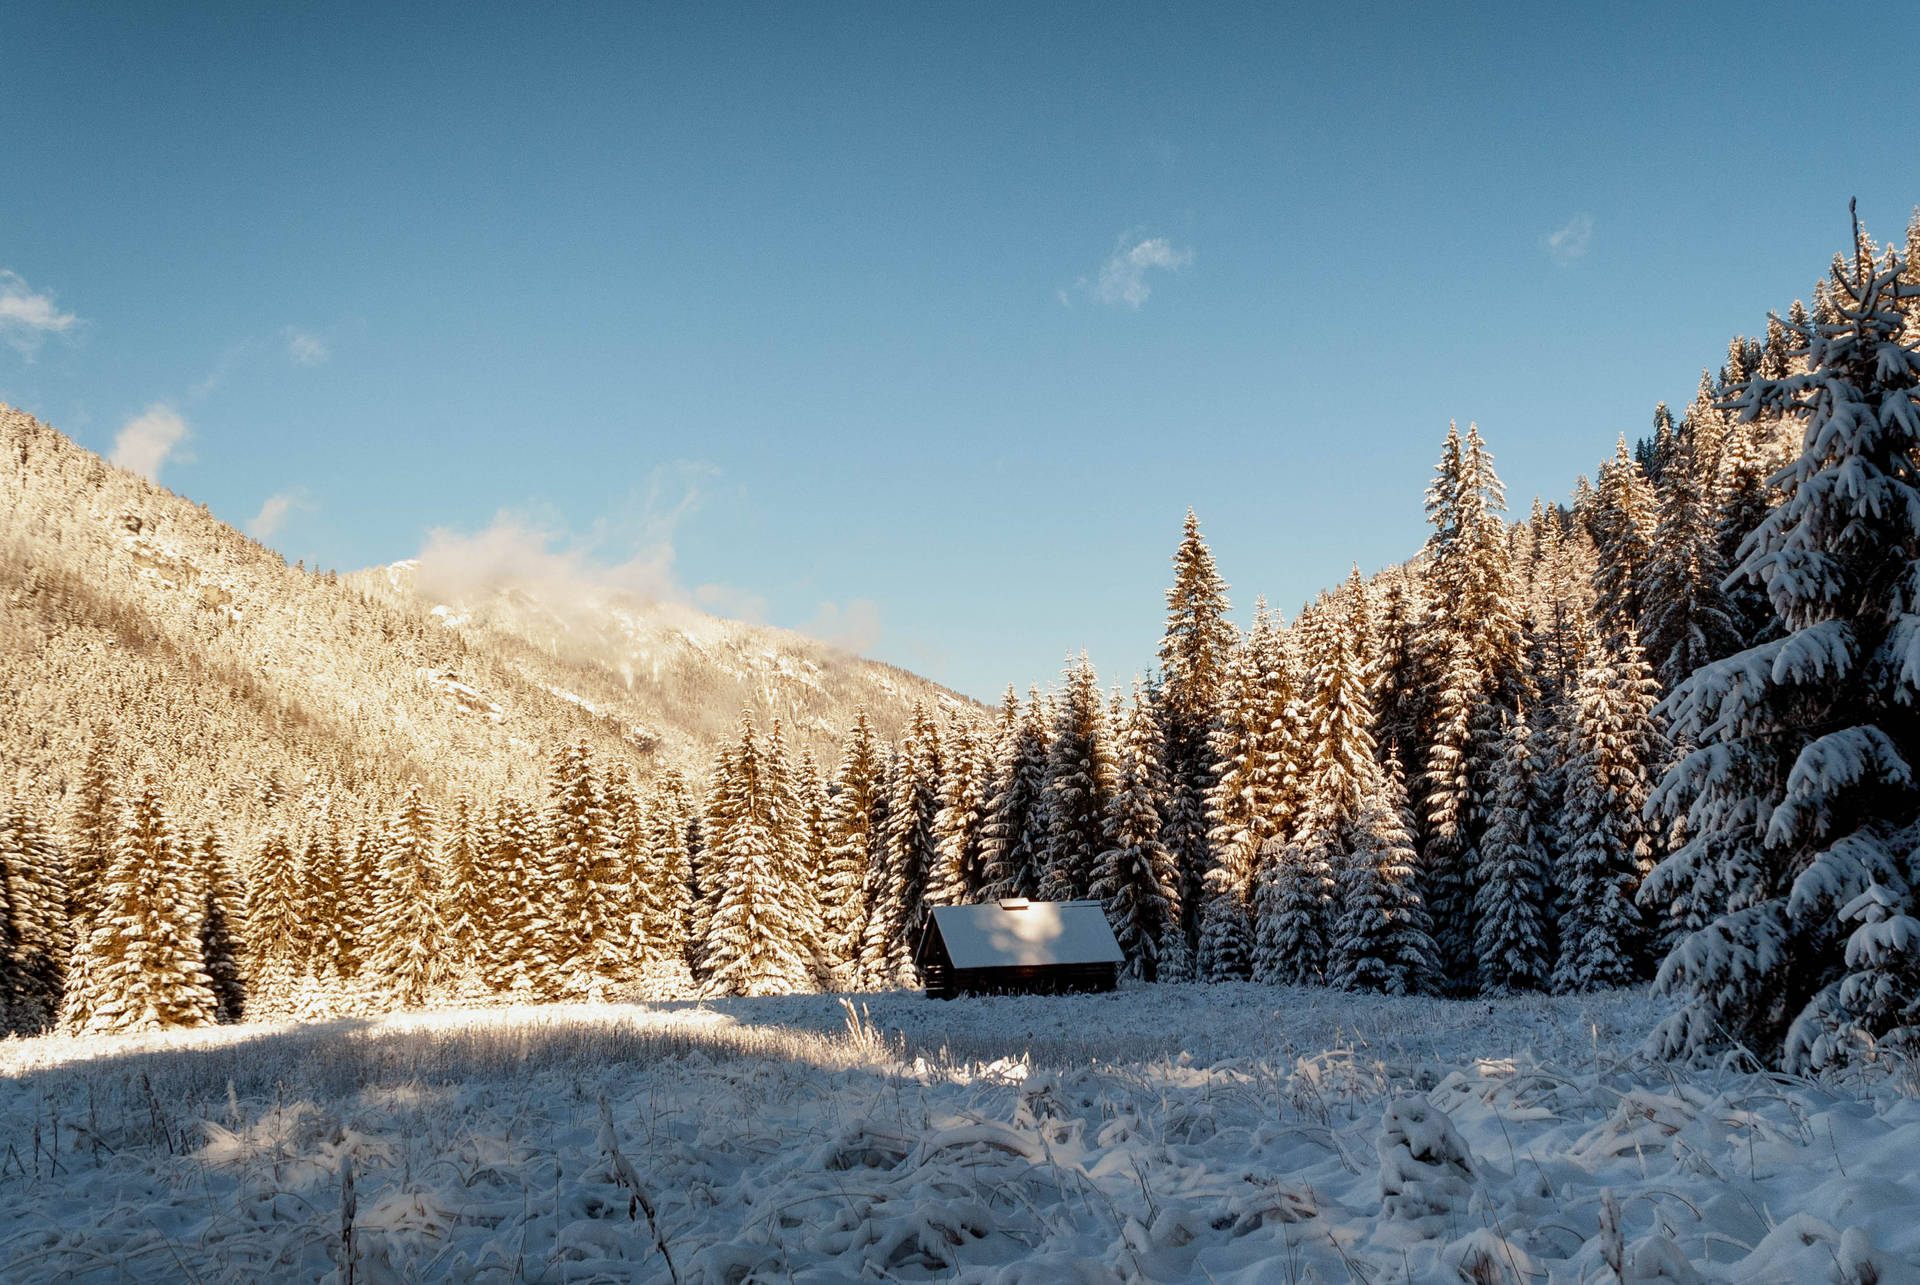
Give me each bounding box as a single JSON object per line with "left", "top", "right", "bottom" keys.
{"left": 544, "top": 738, "right": 619, "bottom": 998}
{"left": 370, "top": 784, "right": 444, "bottom": 1010}
{"left": 1644, "top": 226, "right": 1920, "bottom": 1068}
{"left": 1, "top": 793, "right": 68, "bottom": 1033}
{"left": 862, "top": 703, "right": 942, "bottom": 985}
{"left": 1472, "top": 710, "right": 1552, "bottom": 993}
{"left": 1040, "top": 656, "right": 1117, "bottom": 904}
{"left": 1640, "top": 427, "right": 1741, "bottom": 690}
{"left": 702, "top": 711, "right": 813, "bottom": 996}
{"left": 60, "top": 784, "right": 215, "bottom": 1034}
{"left": 979, "top": 689, "right": 1051, "bottom": 903}
{"left": 1157, "top": 511, "right": 1236, "bottom": 943}
{"left": 822, "top": 712, "right": 887, "bottom": 977}
{"left": 1327, "top": 754, "right": 1437, "bottom": 996}
{"left": 1092, "top": 683, "right": 1180, "bottom": 979}
{"left": 1554, "top": 632, "right": 1661, "bottom": 992}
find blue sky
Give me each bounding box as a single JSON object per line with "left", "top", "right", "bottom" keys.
{"left": 3, "top": 3, "right": 1914, "bottom": 701}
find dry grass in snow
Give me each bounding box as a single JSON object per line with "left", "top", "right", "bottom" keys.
{"left": 2, "top": 983, "right": 1917, "bottom": 1283}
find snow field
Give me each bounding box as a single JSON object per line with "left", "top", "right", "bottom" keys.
{"left": 1, "top": 984, "right": 1917, "bottom": 1283}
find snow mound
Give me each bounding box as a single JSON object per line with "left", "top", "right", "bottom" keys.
{"left": 1379, "top": 1092, "right": 1476, "bottom": 1218}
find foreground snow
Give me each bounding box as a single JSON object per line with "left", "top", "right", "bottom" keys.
{"left": 1, "top": 985, "right": 1916, "bottom": 1283}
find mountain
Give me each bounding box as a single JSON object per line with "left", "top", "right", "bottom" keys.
{"left": 345, "top": 557, "right": 976, "bottom": 768}
{"left": 0, "top": 402, "right": 970, "bottom": 851}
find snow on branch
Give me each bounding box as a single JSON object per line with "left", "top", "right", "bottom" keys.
{"left": 1768, "top": 726, "right": 1912, "bottom": 849}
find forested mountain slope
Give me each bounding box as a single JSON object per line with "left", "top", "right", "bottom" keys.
{"left": 0, "top": 404, "right": 965, "bottom": 854}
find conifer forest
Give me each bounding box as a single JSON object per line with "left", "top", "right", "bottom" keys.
{"left": 5, "top": 211, "right": 1915, "bottom": 1093}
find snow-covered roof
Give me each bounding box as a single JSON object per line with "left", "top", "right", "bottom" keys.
{"left": 920, "top": 900, "right": 1124, "bottom": 969}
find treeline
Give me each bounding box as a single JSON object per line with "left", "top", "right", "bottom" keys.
{"left": 3, "top": 212, "right": 1916, "bottom": 1072}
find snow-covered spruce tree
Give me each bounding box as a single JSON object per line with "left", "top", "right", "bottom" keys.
{"left": 1155, "top": 922, "right": 1194, "bottom": 983}
{"left": 299, "top": 805, "right": 351, "bottom": 985}
{"left": 437, "top": 792, "right": 489, "bottom": 997}
{"left": 60, "top": 784, "right": 215, "bottom": 1034}
{"left": 796, "top": 747, "right": 831, "bottom": 911}
{"left": 370, "top": 784, "right": 444, "bottom": 1010}
{"left": 1193, "top": 863, "right": 1253, "bottom": 983}
{"left": 1328, "top": 754, "right": 1437, "bottom": 995}
{"left": 689, "top": 740, "right": 730, "bottom": 980}
{"left": 644, "top": 767, "right": 695, "bottom": 970}
{"left": 1591, "top": 435, "right": 1658, "bottom": 646}
{"left": 190, "top": 827, "right": 244, "bottom": 1023}
{"left": 1459, "top": 425, "right": 1529, "bottom": 698}
{"left": 702, "top": 711, "right": 813, "bottom": 996}
{"left": 1472, "top": 710, "right": 1552, "bottom": 993}
{"left": 1256, "top": 605, "right": 1310, "bottom": 835}
{"left": 1252, "top": 832, "right": 1336, "bottom": 986}
{"left": 1157, "top": 510, "right": 1237, "bottom": 941}
{"left": 1646, "top": 401, "right": 1681, "bottom": 481}
{"left": 1, "top": 794, "right": 68, "bottom": 1033}
{"left": 1421, "top": 638, "right": 1482, "bottom": 989}
{"left": 862, "top": 703, "right": 942, "bottom": 986}
{"left": 1204, "top": 602, "right": 1297, "bottom": 935}
{"left": 1529, "top": 510, "right": 1602, "bottom": 709}
{"left": 1643, "top": 229, "right": 1920, "bottom": 1069}
{"left": 765, "top": 719, "right": 828, "bottom": 985}
{"left": 1418, "top": 424, "right": 1528, "bottom": 707}
{"left": 487, "top": 796, "right": 556, "bottom": 999}
{"left": 1417, "top": 423, "right": 1527, "bottom": 990}
{"left": 1092, "top": 682, "right": 1181, "bottom": 979}
{"left": 1371, "top": 570, "right": 1433, "bottom": 772}
{"left": 346, "top": 816, "right": 387, "bottom": 983}
{"left": 603, "top": 766, "right": 651, "bottom": 981}
{"left": 1301, "top": 589, "right": 1379, "bottom": 843}
{"left": 64, "top": 733, "right": 117, "bottom": 931}
{"left": 1678, "top": 369, "right": 1733, "bottom": 485}
{"left": 244, "top": 823, "right": 307, "bottom": 1019}
{"left": 1040, "top": 655, "right": 1117, "bottom": 904}
{"left": 1197, "top": 639, "right": 1264, "bottom": 982}
{"left": 0, "top": 831, "right": 22, "bottom": 1029}
{"left": 1553, "top": 630, "right": 1662, "bottom": 993}
{"left": 929, "top": 714, "right": 991, "bottom": 907}
{"left": 821, "top": 711, "right": 887, "bottom": 976}
{"left": 1256, "top": 577, "right": 1388, "bottom": 988}
{"left": 1711, "top": 408, "right": 1780, "bottom": 647}
{"left": 979, "top": 689, "right": 1051, "bottom": 902}
{"left": 1640, "top": 427, "right": 1741, "bottom": 691}
{"left": 544, "top": 737, "right": 619, "bottom": 998}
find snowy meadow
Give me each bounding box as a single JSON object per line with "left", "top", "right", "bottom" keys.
{"left": 3, "top": 985, "right": 1916, "bottom": 1284}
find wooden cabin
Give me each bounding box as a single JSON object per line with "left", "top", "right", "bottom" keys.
{"left": 914, "top": 899, "right": 1124, "bottom": 999}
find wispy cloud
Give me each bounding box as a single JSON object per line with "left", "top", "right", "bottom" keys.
{"left": 694, "top": 583, "right": 770, "bottom": 625}
{"left": 0, "top": 269, "right": 80, "bottom": 357}
{"left": 414, "top": 463, "right": 717, "bottom": 613}
{"left": 417, "top": 510, "right": 682, "bottom": 608}
{"left": 246, "top": 488, "right": 315, "bottom": 540}
{"left": 1079, "top": 235, "right": 1194, "bottom": 309}
{"left": 412, "top": 466, "right": 855, "bottom": 643}
{"left": 284, "top": 328, "right": 329, "bottom": 366}
{"left": 191, "top": 339, "right": 256, "bottom": 399}
{"left": 109, "top": 404, "right": 191, "bottom": 482}
{"left": 1545, "top": 213, "right": 1594, "bottom": 264}
{"left": 191, "top": 325, "right": 333, "bottom": 397}
{"left": 802, "top": 597, "right": 884, "bottom": 655}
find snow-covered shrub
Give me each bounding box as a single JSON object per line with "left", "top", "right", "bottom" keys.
{"left": 1378, "top": 1093, "right": 1476, "bottom": 1218}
